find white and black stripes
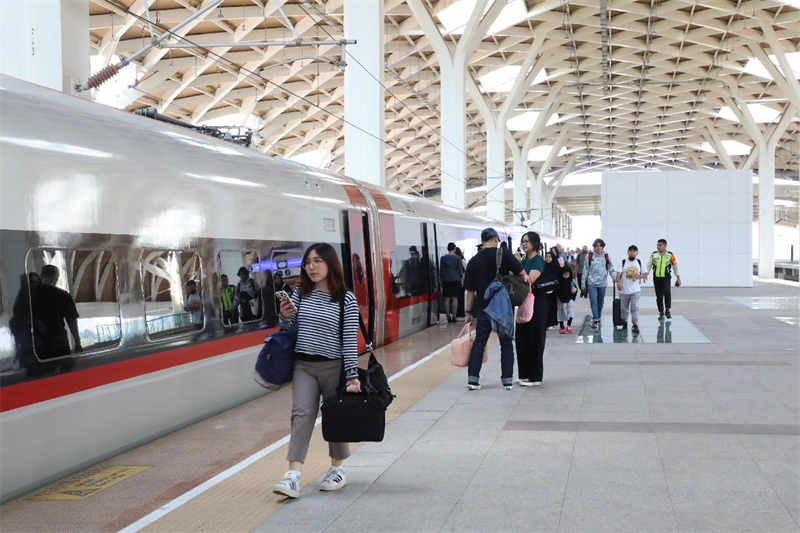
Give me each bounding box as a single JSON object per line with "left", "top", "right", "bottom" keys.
{"left": 280, "top": 288, "right": 359, "bottom": 379}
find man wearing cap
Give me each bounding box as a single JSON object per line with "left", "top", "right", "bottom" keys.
{"left": 463, "top": 228, "right": 528, "bottom": 391}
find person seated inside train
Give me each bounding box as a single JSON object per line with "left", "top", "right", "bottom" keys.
{"left": 236, "top": 266, "right": 261, "bottom": 322}
{"left": 219, "top": 274, "right": 238, "bottom": 326}
{"left": 30, "top": 265, "right": 81, "bottom": 373}
{"left": 184, "top": 280, "right": 204, "bottom": 330}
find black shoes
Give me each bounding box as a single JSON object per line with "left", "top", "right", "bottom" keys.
{"left": 659, "top": 312, "right": 665, "bottom": 320}
{"left": 632, "top": 324, "right": 640, "bottom": 334}
{"left": 621, "top": 322, "right": 628, "bottom": 330}
{"left": 665, "top": 310, "right": 672, "bottom": 319}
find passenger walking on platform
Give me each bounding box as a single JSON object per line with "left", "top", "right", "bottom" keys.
{"left": 544, "top": 250, "right": 561, "bottom": 329}
{"left": 616, "top": 245, "right": 644, "bottom": 333}
{"left": 557, "top": 265, "right": 578, "bottom": 334}
{"left": 643, "top": 239, "right": 681, "bottom": 320}
{"left": 273, "top": 243, "right": 360, "bottom": 499}
{"left": 440, "top": 242, "right": 465, "bottom": 323}
{"left": 515, "top": 232, "right": 547, "bottom": 386}
{"left": 581, "top": 239, "right": 617, "bottom": 329}
{"left": 576, "top": 245, "right": 589, "bottom": 298}
{"left": 219, "top": 275, "right": 237, "bottom": 326}
{"left": 463, "top": 228, "right": 528, "bottom": 391}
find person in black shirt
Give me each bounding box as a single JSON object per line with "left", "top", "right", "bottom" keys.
{"left": 31, "top": 265, "right": 81, "bottom": 369}
{"left": 464, "top": 228, "right": 528, "bottom": 390}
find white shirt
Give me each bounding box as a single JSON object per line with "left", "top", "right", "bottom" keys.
{"left": 185, "top": 293, "right": 203, "bottom": 324}
{"left": 620, "top": 257, "right": 643, "bottom": 294}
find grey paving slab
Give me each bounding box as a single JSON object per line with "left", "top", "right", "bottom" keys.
{"left": 252, "top": 284, "right": 800, "bottom": 533}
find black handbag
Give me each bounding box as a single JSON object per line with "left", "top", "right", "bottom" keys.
{"left": 320, "top": 299, "right": 388, "bottom": 443}
{"left": 496, "top": 247, "right": 530, "bottom": 306}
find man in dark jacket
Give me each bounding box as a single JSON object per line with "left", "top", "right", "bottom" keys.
{"left": 464, "top": 228, "right": 528, "bottom": 391}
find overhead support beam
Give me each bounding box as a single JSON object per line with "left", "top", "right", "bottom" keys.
{"left": 344, "top": 0, "right": 385, "bottom": 186}
{"left": 703, "top": 125, "right": 736, "bottom": 170}
{"left": 407, "top": 0, "right": 504, "bottom": 208}
{"left": 747, "top": 42, "right": 800, "bottom": 114}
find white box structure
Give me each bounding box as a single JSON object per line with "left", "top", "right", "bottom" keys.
{"left": 601, "top": 171, "right": 753, "bottom": 287}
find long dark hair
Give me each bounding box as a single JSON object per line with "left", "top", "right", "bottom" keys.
{"left": 299, "top": 243, "right": 347, "bottom": 302}
{"left": 522, "top": 231, "right": 542, "bottom": 254}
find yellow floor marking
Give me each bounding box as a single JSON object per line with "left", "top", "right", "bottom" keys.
{"left": 27, "top": 466, "right": 151, "bottom": 501}
{"left": 141, "top": 346, "right": 462, "bottom": 533}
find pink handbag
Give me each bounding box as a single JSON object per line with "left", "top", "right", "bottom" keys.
{"left": 516, "top": 287, "right": 534, "bottom": 324}
{"left": 450, "top": 323, "right": 488, "bottom": 367}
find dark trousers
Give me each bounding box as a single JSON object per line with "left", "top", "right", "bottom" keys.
{"left": 577, "top": 273, "right": 584, "bottom": 296}
{"left": 515, "top": 295, "right": 548, "bottom": 382}
{"left": 653, "top": 276, "right": 672, "bottom": 312}
{"left": 468, "top": 310, "right": 514, "bottom": 385}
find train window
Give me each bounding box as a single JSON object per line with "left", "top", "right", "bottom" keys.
{"left": 25, "top": 248, "right": 121, "bottom": 358}
{"left": 396, "top": 245, "right": 427, "bottom": 298}
{"left": 216, "top": 250, "right": 263, "bottom": 326}
{"left": 141, "top": 250, "right": 203, "bottom": 337}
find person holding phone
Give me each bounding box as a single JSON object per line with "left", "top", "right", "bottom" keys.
{"left": 272, "top": 243, "right": 360, "bottom": 500}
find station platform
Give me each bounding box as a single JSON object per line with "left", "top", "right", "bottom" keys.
{"left": 1, "top": 283, "right": 799, "bottom": 533}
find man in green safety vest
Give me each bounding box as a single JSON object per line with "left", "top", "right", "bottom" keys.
{"left": 643, "top": 239, "right": 681, "bottom": 320}
{"left": 219, "top": 274, "right": 238, "bottom": 326}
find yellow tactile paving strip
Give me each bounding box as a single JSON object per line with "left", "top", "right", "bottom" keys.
{"left": 141, "top": 345, "right": 462, "bottom": 533}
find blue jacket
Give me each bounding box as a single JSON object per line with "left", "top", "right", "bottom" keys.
{"left": 483, "top": 280, "right": 515, "bottom": 340}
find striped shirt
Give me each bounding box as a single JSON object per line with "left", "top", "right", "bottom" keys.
{"left": 279, "top": 288, "right": 359, "bottom": 379}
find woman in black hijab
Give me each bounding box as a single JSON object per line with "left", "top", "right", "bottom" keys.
{"left": 544, "top": 249, "right": 561, "bottom": 329}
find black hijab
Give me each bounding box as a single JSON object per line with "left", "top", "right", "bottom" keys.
{"left": 557, "top": 264, "right": 575, "bottom": 302}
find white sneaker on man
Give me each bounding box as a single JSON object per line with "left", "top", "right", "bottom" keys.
{"left": 319, "top": 467, "right": 347, "bottom": 491}
{"left": 273, "top": 472, "right": 300, "bottom": 498}
{"left": 518, "top": 379, "right": 535, "bottom": 387}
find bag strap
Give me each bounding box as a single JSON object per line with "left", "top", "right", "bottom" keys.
{"left": 496, "top": 247, "right": 503, "bottom": 277}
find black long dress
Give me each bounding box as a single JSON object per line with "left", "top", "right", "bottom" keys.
{"left": 545, "top": 252, "right": 561, "bottom": 328}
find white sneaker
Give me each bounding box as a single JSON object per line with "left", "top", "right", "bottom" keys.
{"left": 273, "top": 473, "right": 300, "bottom": 498}
{"left": 504, "top": 385, "right": 513, "bottom": 391}
{"left": 518, "top": 379, "right": 535, "bottom": 387}
{"left": 320, "top": 467, "right": 347, "bottom": 491}
{"left": 467, "top": 383, "right": 482, "bottom": 390}
{"left": 532, "top": 381, "right": 543, "bottom": 386}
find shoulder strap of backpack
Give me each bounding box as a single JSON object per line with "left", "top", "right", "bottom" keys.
{"left": 496, "top": 247, "right": 503, "bottom": 276}
{"left": 637, "top": 258, "right": 642, "bottom": 268}
{"left": 622, "top": 258, "right": 627, "bottom": 269}
{"left": 604, "top": 253, "right": 610, "bottom": 269}
{"left": 339, "top": 297, "right": 345, "bottom": 347}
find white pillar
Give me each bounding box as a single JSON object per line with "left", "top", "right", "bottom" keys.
{"left": 344, "top": 0, "right": 385, "bottom": 186}
{"left": 486, "top": 121, "right": 506, "bottom": 221}
{"left": 439, "top": 58, "right": 467, "bottom": 208}
{"left": 513, "top": 154, "right": 528, "bottom": 223}
{"left": 758, "top": 142, "right": 775, "bottom": 279}
{"left": 1, "top": 0, "right": 89, "bottom": 96}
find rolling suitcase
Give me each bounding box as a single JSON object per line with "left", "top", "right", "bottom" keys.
{"left": 612, "top": 284, "right": 623, "bottom": 328}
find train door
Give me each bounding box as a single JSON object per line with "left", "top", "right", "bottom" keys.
{"left": 343, "top": 209, "right": 376, "bottom": 351}
{"left": 421, "top": 222, "right": 439, "bottom": 327}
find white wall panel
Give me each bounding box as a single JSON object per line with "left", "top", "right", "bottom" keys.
{"left": 601, "top": 171, "right": 752, "bottom": 287}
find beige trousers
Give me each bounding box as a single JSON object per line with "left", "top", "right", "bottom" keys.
{"left": 287, "top": 358, "right": 351, "bottom": 463}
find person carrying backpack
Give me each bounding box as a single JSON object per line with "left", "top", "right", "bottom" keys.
{"left": 642, "top": 238, "right": 681, "bottom": 320}
{"left": 615, "top": 245, "right": 645, "bottom": 333}
{"left": 581, "top": 238, "right": 617, "bottom": 329}
{"left": 272, "top": 243, "right": 360, "bottom": 499}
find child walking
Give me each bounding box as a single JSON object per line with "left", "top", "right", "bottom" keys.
{"left": 557, "top": 265, "right": 578, "bottom": 334}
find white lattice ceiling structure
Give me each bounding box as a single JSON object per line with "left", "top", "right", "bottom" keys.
{"left": 89, "top": 0, "right": 799, "bottom": 200}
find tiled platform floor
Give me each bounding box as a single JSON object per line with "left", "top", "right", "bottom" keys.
{"left": 254, "top": 283, "right": 799, "bottom": 533}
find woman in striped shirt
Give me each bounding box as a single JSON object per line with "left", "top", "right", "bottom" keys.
{"left": 273, "top": 243, "right": 360, "bottom": 499}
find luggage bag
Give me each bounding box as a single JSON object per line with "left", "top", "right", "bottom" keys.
{"left": 612, "top": 285, "right": 623, "bottom": 328}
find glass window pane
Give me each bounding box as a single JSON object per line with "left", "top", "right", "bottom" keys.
{"left": 142, "top": 250, "right": 203, "bottom": 337}
{"left": 26, "top": 249, "right": 121, "bottom": 358}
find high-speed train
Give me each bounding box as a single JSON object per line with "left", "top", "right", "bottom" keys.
{"left": 0, "top": 75, "right": 569, "bottom": 500}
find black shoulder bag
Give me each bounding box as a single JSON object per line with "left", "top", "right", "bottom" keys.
{"left": 320, "top": 298, "right": 387, "bottom": 443}
{"left": 496, "top": 247, "right": 530, "bottom": 307}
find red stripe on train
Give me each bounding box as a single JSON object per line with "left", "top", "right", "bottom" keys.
{"left": 0, "top": 329, "right": 274, "bottom": 413}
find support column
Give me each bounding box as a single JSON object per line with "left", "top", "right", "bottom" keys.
{"left": 344, "top": 0, "right": 385, "bottom": 186}
{"left": 758, "top": 142, "right": 776, "bottom": 279}
{"left": 439, "top": 58, "right": 467, "bottom": 208}
{"left": 486, "top": 121, "right": 506, "bottom": 221}
{"left": 0, "top": 0, "right": 89, "bottom": 96}
{"left": 513, "top": 153, "right": 528, "bottom": 222}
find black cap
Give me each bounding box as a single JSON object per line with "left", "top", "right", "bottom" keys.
{"left": 481, "top": 227, "right": 499, "bottom": 242}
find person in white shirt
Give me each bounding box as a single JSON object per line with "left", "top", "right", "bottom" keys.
{"left": 184, "top": 280, "right": 203, "bottom": 330}
{"left": 615, "top": 245, "right": 645, "bottom": 334}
